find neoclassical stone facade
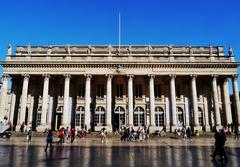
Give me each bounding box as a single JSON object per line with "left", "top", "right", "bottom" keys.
{"left": 0, "top": 45, "right": 240, "bottom": 132}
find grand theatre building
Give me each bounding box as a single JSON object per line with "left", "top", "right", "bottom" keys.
{"left": 0, "top": 45, "right": 240, "bottom": 132}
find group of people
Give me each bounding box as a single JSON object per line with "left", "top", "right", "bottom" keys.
{"left": 120, "top": 126, "right": 149, "bottom": 142}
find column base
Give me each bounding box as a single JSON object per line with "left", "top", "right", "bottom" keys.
{"left": 215, "top": 125, "right": 223, "bottom": 131}
{"left": 36, "top": 124, "right": 49, "bottom": 132}
{"left": 170, "top": 125, "right": 178, "bottom": 133}
{"left": 105, "top": 125, "right": 112, "bottom": 133}
{"left": 204, "top": 125, "right": 211, "bottom": 132}
{"left": 193, "top": 126, "right": 202, "bottom": 132}
{"left": 148, "top": 125, "right": 157, "bottom": 133}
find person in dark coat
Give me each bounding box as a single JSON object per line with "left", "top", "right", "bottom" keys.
{"left": 45, "top": 130, "right": 53, "bottom": 151}
{"left": 211, "top": 129, "right": 228, "bottom": 161}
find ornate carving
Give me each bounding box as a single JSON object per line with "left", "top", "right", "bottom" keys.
{"left": 169, "top": 74, "right": 176, "bottom": 78}
{"left": 63, "top": 74, "right": 71, "bottom": 78}
{"left": 190, "top": 74, "right": 197, "bottom": 78}
{"left": 127, "top": 74, "right": 134, "bottom": 79}
{"left": 2, "top": 73, "right": 10, "bottom": 79}
{"left": 232, "top": 74, "right": 238, "bottom": 79}
{"left": 42, "top": 74, "right": 51, "bottom": 78}
{"left": 106, "top": 74, "right": 113, "bottom": 79}
{"left": 84, "top": 74, "right": 92, "bottom": 78}
{"left": 148, "top": 74, "right": 155, "bottom": 78}
{"left": 22, "top": 74, "right": 30, "bottom": 79}
{"left": 211, "top": 74, "right": 218, "bottom": 78}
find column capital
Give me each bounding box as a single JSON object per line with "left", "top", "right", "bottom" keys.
{"left": 127, "top": 74, "right": 134, "bottom": 79}
{"left": 22, "top": 74, "right": 30, "bottom": 79}
{"left": 2, "top": 73, "right": 10, "bottom": 79}
{"left": 232, "top": 74, "right": 238, "bottom": 79}
{"left": 63, "top": 74, "right": 71, "bottom": 78}
{"left": 84, "top": 74, "right": 92, "bottom": 78}
{"left": 190, "top": 74, "right": 197, "bottom": 79}
{"left": 169, "top": 74, "right": 176, "bottom": 78}
{"left": 148, "top": 74, "right": 155, "bottom": 79}
{"left": 42, "top": 74, "right": 51, "bottom": 78}
{"left": 211, "top": 74, "right": 218, "bottom": 79}
{"left": 106, "top": 74, "right": 113, "bottom": 79}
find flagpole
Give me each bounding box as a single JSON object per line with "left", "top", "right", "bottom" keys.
{"left": 118, "top": 12, "right": 121, "bottom": 51}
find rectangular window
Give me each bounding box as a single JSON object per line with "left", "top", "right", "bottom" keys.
{"left": 37, "top": 113, "right": 41, "bottom": 126}
{"left": 59, "top": 84, "right": 64, "bottom": 97}
{"left": 176, "top": 84, "right": 180, "bottom": 98}
{"left": 116, "top": 84, "right": 123, "bottom": 97}
{"left": 154, "top": 84, "right": 161, "bottom": 98}
{"left": 78, "top": 84, "right": 85, "bottom": 97}
{"left": 75, "top": 114, "right": 80, "bottom": 126}
{"left": 97, "top": 84, "right": 104, "bottom": 97}
{"left": 135, "top": 84, "right": 142, "bottom": 98}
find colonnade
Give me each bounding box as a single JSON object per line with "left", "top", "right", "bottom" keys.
{"left": 0, "top": 73, "right": 240, "bottom": 131}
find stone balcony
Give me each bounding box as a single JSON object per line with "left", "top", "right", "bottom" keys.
{"left": 134, "top": 95, "right": 146, "bottom": 105}
{"left": 115, "top": 95, "right": 127, "bottom": 105}
{"left": 96, "top": 95, "right": 106, "bottom": 105}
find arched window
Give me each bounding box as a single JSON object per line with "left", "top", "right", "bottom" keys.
{"left": 75, "top": 106, "right": 85, "bottom": 127}
{"left": 94, "top": 106, "right": 106, "bottom": 126}
{"left": 114, "top": 106, "right": 125, "bottom": 125}
{"left": 198, "top": 107, "right": 204, "bottom": 126}
{"left": 133, "top": 107, "right": 144, "bottom": 126}
{"left": 155, "top": 106, "right": 164, "bottom": 127}
{"left": 177, "top": 107, "right": 184, "bottom": 126}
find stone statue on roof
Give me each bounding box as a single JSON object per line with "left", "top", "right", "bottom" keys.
{"left": 47, "top": 45, "right": 52, "bottom": 55}
{"left": 228, "top": 46, "right": 234, "bottom": 57}
{"left": 7, "top": 43, "right": 12, "bottom": 55}
{"left": 65, "top": 45, "right": 71, "bottom": 54}
{"left": 27, "top": 45, "right": 31, "bottom": 55}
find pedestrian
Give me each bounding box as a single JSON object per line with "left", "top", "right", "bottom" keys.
{"left": 211, "top": 129, "right": 228, "bottom": 162}
{"left": 70, "top": 128, "right": 76, "bottom": 143}
{"left": 234, "top": 128, "right": 239, "bottom": 140}
{"left": 186, "top": 127, "right": 192, "bottom": 141}
{"left": 100, "top": 128, "right": 107, "bottom": 143}
{"left": 58, "top": 128, "right": 64, "bottom": 144}
{"left": 20, "top": 122, "right": 25, "bottom": 132}
{"left": 45, "top": 130, "right": 53, "bottom": 151}
{"left": 65, "top": 127, "right": 69, "bottom": 141}
{"left": 27, "top": 128, "right": 32, "bottom": 143}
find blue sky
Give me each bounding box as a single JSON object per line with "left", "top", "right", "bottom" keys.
{"left": 0, "top": 0, "right": 240, "bottom": 68}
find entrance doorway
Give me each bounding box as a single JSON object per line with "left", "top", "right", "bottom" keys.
{"left": 25, "top": 107, "right": 29, "bottom": 124}
{"left": 114, "top": 106, "right": 125, "bottom": 131}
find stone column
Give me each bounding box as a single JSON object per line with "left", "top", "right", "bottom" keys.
{"left": 203, "top": 97, "right": 211, "bottom": 131}
{"left": 222, "top": 78, "right": 232, "bottom": 125}
{"left": 37, "top": 74, "right": 50, "bottom": 131}
{"left": 9, "top": 92, "right": 16, "bottom": 123}
{"left": 191, "top": 75, "right": 200, "bottom": 130}
{"left": 170, "top": 75, "right": 177, "bottom": 130}
{"left": 232, "top": 75, "right": 240, "bottom": 129}
{"left": 84, "top": 74, "right": 92, "bottom": 131}
{"left": 106, "top": 74, "right": 113, "bottom": 131}
{"left": 211, "top": 75, "right": 221, "bottom": 129}
{"left": 0, "top": 74, "right": 9, "bottom": 121}
{"left": 19, "top": 74, "right": 30, "bottom": 126}
{"left": 127, "top": 75, "right": 134, "bottom": 126}
{"left": 149, "top": 75, "right": 155, "bottom": 132}
{"left": 62, "top": 74, "right": 71, "bottom": 127}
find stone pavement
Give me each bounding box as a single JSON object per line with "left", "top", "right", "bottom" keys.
{"left": 0, "top": 136, "right": 240, "bottom": 167}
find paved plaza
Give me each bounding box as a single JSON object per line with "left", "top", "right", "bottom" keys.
{"left": 0, "top": 136, "right": 239, "bottom": 167}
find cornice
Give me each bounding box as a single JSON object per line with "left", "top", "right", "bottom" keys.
{"left": 1, "top": 62, "right": 239, "bottom": 68}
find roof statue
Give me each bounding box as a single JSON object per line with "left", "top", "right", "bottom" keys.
{"left": 7, "top": 43, "right": 12, "bottom": 56}
{"left": 228, "top": 45, "right": 234, "bottom": 57}
{"left": 65, "top": 45, "right": 71, "bottom": 54}
{"left": 27, "top": 45, "right": 31, "bottom": 55}
{"left": 47, "top": 45, "right": 52, "bottom": 55}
